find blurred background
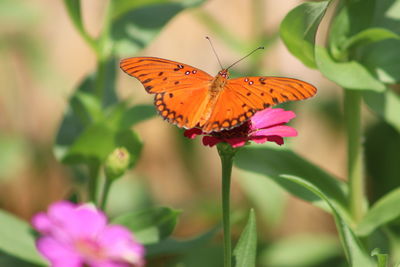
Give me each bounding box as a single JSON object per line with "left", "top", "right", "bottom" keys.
{"left": 2, "top": 0, "right": 392, "bottom": 266}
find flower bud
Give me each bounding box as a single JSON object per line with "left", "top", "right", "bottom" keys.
{"left": 104, "top": 147, "right": 130, "bottom": 180}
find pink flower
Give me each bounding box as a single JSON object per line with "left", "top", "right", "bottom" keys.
{"left": 32, "top": 201, "right": 145, "bottom": 267}
{"left": 184, "top": 108, "right": 297, "bottom": 148}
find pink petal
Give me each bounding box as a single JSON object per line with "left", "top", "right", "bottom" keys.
{"left": 61, "top": 205, "right": 107, "bottom": 239}
{"left": 31, "top": 212, "right": 52, "bottom": 234}
{"left": 36, "top": 237, "right": 82, "bottom": 267}
{"left": 202, "top": 136, "right": 222, "bottom": 147}
{"left": 225, "top": 138, "right": 248, "bottom": 148}
{"left": 250, "top": 136, "right": 268, "bottom": 144}
{"left": 99, "top": 225, "right": 145, "bottom": 265}
{"left": 251, "top": 108, "right": 296, "bottom": 130}
{"left": 251, "top": 125, "right": 298, "bottom": 138}
{"left": 184, "top": 128, "right": 203, "bottom": 139}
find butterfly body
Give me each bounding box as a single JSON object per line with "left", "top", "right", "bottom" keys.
{"left": 120, "top": 57, "right": 317, "bottom": 133}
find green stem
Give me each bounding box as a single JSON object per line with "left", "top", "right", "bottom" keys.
{"left": 100, "top": 178, "right": 113, "bottom": 210}
{"left": 88, "top": 162, "right": 100, "bottom": 203}
{"left": 344, "top": 90, "right": 365, "bottom": 223}
{"left": 217, "top": 144, "right": 238, "bottom": 267}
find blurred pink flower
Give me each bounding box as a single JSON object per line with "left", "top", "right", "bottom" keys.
{"left": 184, "top": 108, "right": 297, "bottom": 148}
{"left": 32, "top": 201, "right": 145, "bottom": 267}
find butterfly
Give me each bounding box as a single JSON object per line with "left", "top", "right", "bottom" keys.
{"left": 120, "top": 57, "right": 317, "bottom": 133}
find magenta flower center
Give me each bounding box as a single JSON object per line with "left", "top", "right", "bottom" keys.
{"left": 74, "top": 238, "right": 106, "bottom": 260}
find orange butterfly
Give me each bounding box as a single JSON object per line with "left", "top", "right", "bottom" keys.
{"left": 120, "top": 57, "right": 316, "bottom": 133}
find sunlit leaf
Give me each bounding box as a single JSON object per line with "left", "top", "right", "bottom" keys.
{"left": 279, "top": 176, "right": 374, "bottom": 267}
{"left": 371, "top": 248, "right": 389, "bottom": 267}
{"left": 260, "top": 234, "right": 340, "bottom": 267}
{"left": 63, "top": 0, "right": 95, "bottom": 48}
{"left": 280, "top": 1, "right": 329, "bottom": 68}
{"left": 118, "top": 104, "right": 157, "bottom": 129}
{"left": 360, "top": 39, "right": 400, "bottom": 84}
{"left": 146, "top": 227, "right": 218, "bottom": 256}
{"left": 0, "top": 211, "right": 46, "bottom": 265}
{"left": 233, "top": 209, "right": 257, "bottom": 267}
{"left": 112, "top": 207, "right": 181, "bottom": 244}
{"left": 235, "top": 146, "right": 349, "bottom": 218}
{"left": 110, "top": 0, "right": 205, "bottom": 56}
{"left": 357, "top": 188, "right": 400, "bottom": 236}
{"left": 363, "top": 90, "right": 400, "bottom": 133}
{"left": 315, "top": 46, "right": 386, "bottom": 92}
{"left": 237, "top": 171, "right": 286, "bottom": 230}
{"left": 54, "top": 57, "right": 118, "bottom": 161}
{"left": 342, "top": 28, "right": 400, "bottom": 51}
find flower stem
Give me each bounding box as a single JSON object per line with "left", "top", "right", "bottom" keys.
{"left": 88, "top": 162, "right": 100, "bottom": 203}
{"left": 217, "top": 143, "right": 238, "bottom": 267}
{"left": 344, "top": 90, "right": 365, "bottom": 223}
{"left": 100, "top": 179, "right": 113, "bottom": 210}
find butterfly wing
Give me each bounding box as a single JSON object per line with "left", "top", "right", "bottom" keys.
{"left": 201, "top": 76, "right": 316, "bottom": 132}
{"left": 120, "top": 57, "right": 214, "bottom": 129}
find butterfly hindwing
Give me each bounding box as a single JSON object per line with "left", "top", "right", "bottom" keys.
{"left": 155, "top": 88, "right": 209, "bottom": 129}
{"left": 120, "top": 57, "right": 213, "bottom": 94}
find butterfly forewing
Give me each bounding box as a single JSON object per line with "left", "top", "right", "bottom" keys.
{"left": 120, "top": 57, "right": 214, "bottom": 129}
{"left": 120, "top": 57, "right": 212, "bottom": 93}
{"left": 227, "top": 76, "right": 316, "bottom": 107}
{"left": 201, "top": 77, "right": 317, "bottom": 132}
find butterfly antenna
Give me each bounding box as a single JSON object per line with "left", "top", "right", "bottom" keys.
{"left": 206, "top": 36, "right": 224, "bottom": 69}
{"left": 226, "top": 46, "right": 264, "bottom": 70}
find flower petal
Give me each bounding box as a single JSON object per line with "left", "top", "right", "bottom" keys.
{"left": 202, "top": 136, "right": 222, "bottom": 147}
{"left": 99, "top": 225, "right": 145, "bottom": 265}
{"left": 251, "top": 125, "right": 298, "bottom": 138}
{"left": 251, "top": 108, "right": 296, "bottom": 130}
{"left": 184, "top": 128, "right": 203, "bottom": 139}
{"left": 225, "top": 138, "right": 248, "bottom": 148}
{"left": 62, "top": 205, "right": 107, "bottom": 239}
{"left": 31, "top": 212, "right": 52, "bottom": 234}
{"left": 36, "top": 237, "right": 82, "bottom": 267}
{"left": 267, "top": 136, "right": 284, "bottom": 145}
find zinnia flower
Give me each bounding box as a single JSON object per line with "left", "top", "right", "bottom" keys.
{"left": 32, "top": 201, "right": 145, "bottom": 267}
{"left": 184, "top": 108, "right": 297, "bottom": 148}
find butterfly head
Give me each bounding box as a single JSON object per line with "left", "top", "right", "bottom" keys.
{"left": 218, "top": 69, "right": 229, "bottom": 79}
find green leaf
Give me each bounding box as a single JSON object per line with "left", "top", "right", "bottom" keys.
{"left": 279, "top": 176, "right": 374, "bottom": 267}
{"left": 342, "top": 28, "right": 400, "bottom": 51}
{"left": 237, "top": 172, "right": 286, "bottom": 230}
{"left": 0, "top": 252, "right": 37, "bottom": 267}
{"left": 234, "top": 146, "right": 349, "bottom": 217}
{"left": 371, "top": 248, "right": 388, "bottom": 267}
{"left": 110, "top": 0, "right": 205, "bottom": 56}
{"left": 0, "top": 210, "right": 46, "bottom": 265}
{"left": 360, "top": 39, "right": 400, "bottom": 84}
{"left": 363, "top": 89, "right": 400, "bottom": 133}
{"left": 356, "top": 188, "right": 400, "bottom": 236}
{"left": 146, "top": 227, "right": 218, "bottom": 257}
{"left": 61, "top": 122, "right": 115, "bottom": 164}
{"left": 233, "top": 209, "right": 257, "bottom": 267}
{"left": 54, "top": 57, "right": 118, "bottom": 161}
{"left": 118, "top": 104, "right": 157, "bottom": 129}
{"left": 280, "top": 1, "right": 329, "bottom": 68}
{"left": 315, "top": 46, "right": 386, "bottom": 92}
{"left": 112, "top": 207, "right": 181, "bottom": 244}
{"left": 63, "top": 0, "right": 95, "bottom": 49}
{"left": 260, "top": 234, "right": 341, "bottom": 267}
